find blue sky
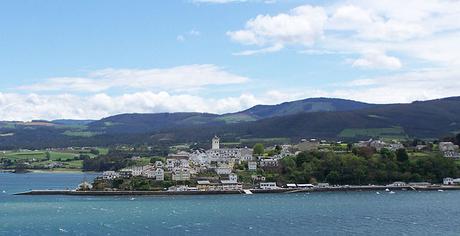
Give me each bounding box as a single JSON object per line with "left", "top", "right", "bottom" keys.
{"left": 1, "top": 0, "right": 460, "bottom": 120}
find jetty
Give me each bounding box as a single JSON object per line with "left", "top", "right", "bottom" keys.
{"left": 14, "top": 185, "right": 460, "bottom": 196}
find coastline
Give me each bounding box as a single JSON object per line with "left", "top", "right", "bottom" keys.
{"left": 0, "top": 169, "right": 99, "bottom": 174}
{"left": 15, "top": 185, "right": 460, "bottom": 196}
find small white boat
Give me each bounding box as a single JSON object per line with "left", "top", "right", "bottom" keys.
{"left": 389, "top": 191, "right": 395, "bottom": 194}
{"left": 385, "top": 188, "right": 390, "bottom": 192}
{"left": 376, "top": 192, "right": 380, "bottom": 195}
{"left": 130, "top": 197, "right": 136, "bottom": 201}
{"left": 438, "top": 189, "right": 444, "bottom": 192}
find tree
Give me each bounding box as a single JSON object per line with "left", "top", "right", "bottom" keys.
{"left": 253, "top": 143, "right": 265, "bottom": 156}
{"left": 396, "top": 148, "right": 409, "bottom": 162}
{"left": 90, "top": 149, "right": 100, "bottom": 155}
{"left": 45, "top": 152, "right": 51, "bottom": 161}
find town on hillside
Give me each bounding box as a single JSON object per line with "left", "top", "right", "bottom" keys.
{"left": 72, "top": 135, "right": 460, "bottom": 193}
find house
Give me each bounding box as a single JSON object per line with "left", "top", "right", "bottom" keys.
{"left": 155, "top": 161, "right": 164, "bottom": 169}
{"left": 102, "top": 171, "right": 119, "bottom": 180}
{"left": 248, "top": 161, "right": 257, "bottom": 171}
{"left": 46, "top": 162, "right": 63, "bottom": 168}
{"left": 142, "top": 169, "right": 156, "bottom": 178}
{"left": 251, "top": 175, "right": 266, "bottom": 182}
{"left": 259, "top": 182, "right": 277, "bottom": 190}
{"left": 119, "top": 169, "right": 133, "bottom": 178}
{"left": 439, "top": 142, "right": 459, "bottom": 152}
{"left": 166, "top": 155, "right": 189, "bottom": 171}
{"left": 220, "top": 182, "right": 243, "bottom": 191}
{"left": 215, "top": 166, "right": 232, "bottom": 175}
{"left": 443, "top": 151, "right": 460, "bottom": 159}
{"left": 172, "top": 168, "right": 190, "bottom": 181}
{"left": 259, "top": 158, "right": 279, "bottom": 168}
{"left": 443, "top": 177, "right": 454, "bottom": 185}
{"left": 317, "top": 183, "right": 330, "bottom": 188}
{"left": 155, "top": 168, "right": 164, "bottom": 181}
{"left": 197, "top": 180, "right": 213, "bottom": 191}
{"left": 228, "top": 173, "right": 238, "bottom": 183}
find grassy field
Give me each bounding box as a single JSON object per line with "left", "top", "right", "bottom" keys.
{"left": 339, "top": 127, "right": 408, "bottom": 140}
{"left": 0, "top": 148, "right": 107, "bottom": 170}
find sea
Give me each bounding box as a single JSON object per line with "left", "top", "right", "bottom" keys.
{"left": 1, "top": 172, "right": 460, "bottom": 236}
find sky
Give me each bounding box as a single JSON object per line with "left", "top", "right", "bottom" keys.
{"left": 1, "top": 0, "right": 460, "bottom": 121}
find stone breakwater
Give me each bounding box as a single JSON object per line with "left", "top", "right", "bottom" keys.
{"left": 15, "top": 185, "right": 460, "bottom": 196}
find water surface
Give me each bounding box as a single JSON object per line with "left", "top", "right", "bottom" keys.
{"left": 1, "top": 172, "right": 459, "bottom": 235}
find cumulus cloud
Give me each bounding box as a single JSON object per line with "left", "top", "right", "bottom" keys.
{"left": 0, "top": 91, "right": 300, "bottom": 121}
{"left": 227, "top": 5, "right": 327, "bottom": 49}
{"left": 350, "top": 50, "right": 402, "bottom": 70}
{"left": 20, "top": 64, "right": 249, "bottom": 93}
{"left": 228, "top": 0, "right": 460, "bottom": 71}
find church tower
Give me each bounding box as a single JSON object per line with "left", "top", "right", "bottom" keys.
{"left": 212, "top": 135, "right": 220, "bottom": 150}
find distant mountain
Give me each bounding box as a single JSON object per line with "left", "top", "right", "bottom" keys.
{"left": 220, "top": 98, "right": 377, "bottom": 122}
{"left": 1, "top": 97, "right": 460, "bottom": 149}
{"left": 151, "top": 97, "right": 460, "bottom": 143}
{"left": 88, "top": 112, "right": 220, "bottom": 134}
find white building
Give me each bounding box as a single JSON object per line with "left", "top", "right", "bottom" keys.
{"left": 215, "top": 166, "right": 232, "bottom": 175}
{"left": 259, "top": 182, "right": 277, "bottom": 190}
{"left": 443, "top": 177, "right": 454, "bottom": 185}
{"left": 439, "top": 142, "right": 459, "bottom": 152}
{"left": 212, "top": 135, "right": 220, "bottom": 150}
{"left": 172, "top": 168, "right": 190, "bottom": 181}
{"left": 248, "top": 161, "right": 257, "bottom": 171}
{"left": 259, "top": 158, "right": 279, "bottom": 168}
{"left": 206, "top": 136, "right": 253, "bottom": 161}
{"left": 155, "top": 161, "right": 164, "bottom": 169}
{"left": 155, "top": 168, "right": 164, "bottom": 181}
{"left": 102, "top": 171, "right": 119, "bottom": 180}
{"left": 142, "top": 169, "right": 156, "bottom": 178}
{"left": 227, "top": 173, "right": 238, "bottom": 183}
{"left": 166, "top": 154, "right": 189, "bottom": 171}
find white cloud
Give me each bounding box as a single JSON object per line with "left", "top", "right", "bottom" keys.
{"left": 227, "top": 5, "right": 327, "bottom": 47}
{"left": 228, "top": 0, "right": 460, "bottom": 72}
{"left": 0, "top": 91, "right": 297, "bottom": 121}
{"left": 20, "top": 64, "right": 249, "bottom": 93}
{"left": 232, "top": 43, "right": 284, "bottom": 56}
{"left": 350, "top": 50, "right": 402, "bottom": 70}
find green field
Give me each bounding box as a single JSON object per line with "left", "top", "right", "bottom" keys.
{"left": 0, "top": 149, "right": 106, "bottom": 170}
{"left": 339, "top": 127, "right": 408, "bottom": 140}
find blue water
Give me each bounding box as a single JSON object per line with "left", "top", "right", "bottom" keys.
{"left": 1, "top": 173, "right": 460, "bottom": 235}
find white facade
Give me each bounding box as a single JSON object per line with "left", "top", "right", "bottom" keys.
{"left": 443, "top": 177, "right": 454, "bottom": 185}
{"left": 155, "top": 161, "right": 164, "bottom": 169}
{"left": 142, "top": 170, "right": 156, "bottom": 178}
{"left": 248, "top": 161, "right": 257, "bottom": 171}
{"left": 439, "top": 142, "right": 459, "bottom": 152}
{"left": 259, "top": 182, "right": 277, "bottom": 190}
{"left": 102, "top": 171, "right": 119, "bottom": 180}
{"left": 155, "top": 168, "right": 165, "bottom": 181}
{"left": 212, "top": 136, "right": 220, "bottom": 150}
{"left": 172, "top": 168, "right": 190, "bottom": 181}
{"left": 228, "top": 173, "right": 238, "bottom": 183}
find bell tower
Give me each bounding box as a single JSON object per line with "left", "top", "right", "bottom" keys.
{"left": 212, "top": 135, "right": 220, "bottom": 150}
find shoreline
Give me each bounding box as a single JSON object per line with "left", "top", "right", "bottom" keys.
{"left": 14, "top": 185, "right": 460, "bottom": 196}
{"left": 0, "top": 169, "right": 99, "bottom": 174}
